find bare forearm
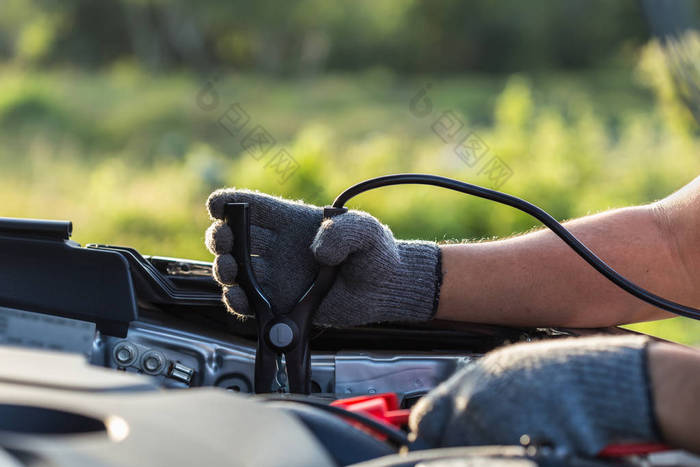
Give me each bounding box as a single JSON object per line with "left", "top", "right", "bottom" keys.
{"left": 435, "top": 205, "right": 697, "bottom": 327}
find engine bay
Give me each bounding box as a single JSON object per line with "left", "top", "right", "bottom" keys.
{"left": 2, "top": 217, "right": 700, "bottom": 466}
{"left": 0, "top": 217, "right": 630, "bottom": 400}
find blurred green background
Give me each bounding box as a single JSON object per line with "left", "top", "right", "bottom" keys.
{"left": 2, "top": 0, "right": 700, "bottom": 344}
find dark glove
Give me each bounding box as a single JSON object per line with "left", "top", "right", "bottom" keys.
{"left": 205, "top": 189, "right": 442, "bottom": 327}
{"left": 409, "top": 335, "right": 660, "bottom": 457}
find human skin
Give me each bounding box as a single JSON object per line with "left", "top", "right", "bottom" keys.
{"left": 435, "top": 175, "right": 700, "bottom": 328}
{"left": 648, "top": 341, "right": 700, "bottom": 453}
{"left": 432, "top": 176, "right": 700, "bottom": 452}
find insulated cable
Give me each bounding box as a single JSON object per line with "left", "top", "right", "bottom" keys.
{"left": 331, "top": 173, "right": 700, "bottom": 321}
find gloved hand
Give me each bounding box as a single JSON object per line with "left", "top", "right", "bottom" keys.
{"left": 205, "top": 189, "right": 442, "bottom": 327}
{"left": 410, "top": 335, "right": 660, "bottom": 457}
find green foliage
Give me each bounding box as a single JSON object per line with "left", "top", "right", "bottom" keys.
{"left": 1, "top": 43, "right": 700, "bottom": 344}
{"left": 0, "top": 0, "right": 654, "bottom": 72}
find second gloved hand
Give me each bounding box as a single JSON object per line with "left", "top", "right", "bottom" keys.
{"left": 205, "top": 189, "right": 442, "bottom": 327}
{"left": 409, "top": 335, "right": 660, "bottom": 456}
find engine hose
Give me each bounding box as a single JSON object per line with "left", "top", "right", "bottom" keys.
{"left": 331, "top": 173, "right": 700, "bottom": 321}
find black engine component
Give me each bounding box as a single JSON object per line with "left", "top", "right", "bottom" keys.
{"left": 0, "top": 219, "right": 137, "bottom": 337}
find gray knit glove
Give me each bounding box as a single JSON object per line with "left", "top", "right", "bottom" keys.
{"left": 410, "top": 335, "right": 660, "bottom": 457}
{"left": 205, "top": 189, "right": 441, "bottom": 327}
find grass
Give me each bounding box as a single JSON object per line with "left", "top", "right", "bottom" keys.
{"left": 1, "top": 49, "right": 700, "bottom": 345}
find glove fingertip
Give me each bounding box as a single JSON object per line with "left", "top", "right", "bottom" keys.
{"left": 311, "top": 218, "right": 348, "bottom": 265}
{"left": 213, "top": 254, "right": 238, "bottom": 285}
{"left": 222, "top": 286, "right": 250, "bottom": 318}
{"left": 409, "top": 389, "right": 453, "bottom": 448}
{"left": 207, "top": 188, "right": 237, "bottom": 219}
{"left": 205, "top": 221, "right": 234, "bottom": 255}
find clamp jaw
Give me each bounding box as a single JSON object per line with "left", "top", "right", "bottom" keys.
{"left": 224, "top": 203, "right": 347, "bottom": 394}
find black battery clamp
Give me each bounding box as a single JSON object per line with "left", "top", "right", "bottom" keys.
{"left": 226, "top": 173, "right": 700, "bottom": 394}
{"left": 225, "top": 204, "right": 347, "bottom": 394}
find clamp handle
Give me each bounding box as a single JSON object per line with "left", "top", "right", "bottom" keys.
{"left": 224, "top": 203, "right": 277, "bottom": 393}
{"left": 224, "top": 203, "right": 347, "bottom": 394}
{"left": 285, "top": 206, "right": 346, "bottom": 393}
